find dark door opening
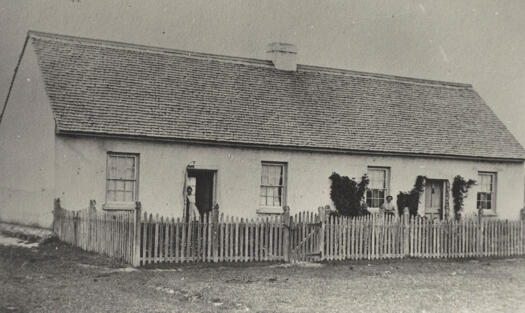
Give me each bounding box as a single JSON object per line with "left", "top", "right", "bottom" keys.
{"left": 187, "top": 169, "right": 216, "bottom": 216}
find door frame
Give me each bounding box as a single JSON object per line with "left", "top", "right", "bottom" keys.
{"left": 422, "top": 178, "right": 447, "bottom": 220}
{"left": 186, "top": 168, "right": 218, "bottom": 215}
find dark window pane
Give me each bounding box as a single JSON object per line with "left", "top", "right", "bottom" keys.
{"left": 378, "top": 190, "right": 385, "bottom": 201}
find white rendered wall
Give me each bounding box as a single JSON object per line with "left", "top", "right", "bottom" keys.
{"left": 55, "top": 136, "right": 524, "bottom": 221}
{"left": 0, "top": 45, "right": 56, "bottom": 228}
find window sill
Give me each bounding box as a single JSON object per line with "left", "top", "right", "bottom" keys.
{"left": 103, "top": 202, "right": 136, "bottom": 211}
{"left": 367, "top": 207, "right": 380, "bottom": 214}
{"left": 256, "top": 207, "right": 284, "bottom": 215}
{"left": 480, "top": 209, "right": 497, "bottom": 217}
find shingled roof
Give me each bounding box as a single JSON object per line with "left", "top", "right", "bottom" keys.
{"left": 26, "top": 31, "right": 525, "bottom": 161}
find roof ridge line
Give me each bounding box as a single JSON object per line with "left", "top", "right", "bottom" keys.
{"left": 298, "top": 65, "right": 472, "bottom": 89}
{"left": 28, "top": 30, "right": 274, "bottom": 67}
{"left": 28, "top": 30, "right": 472, "bottom": 89}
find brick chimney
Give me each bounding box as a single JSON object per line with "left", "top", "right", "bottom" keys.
{"left": 266, "top": 42, "right": 297, "bottom": 71}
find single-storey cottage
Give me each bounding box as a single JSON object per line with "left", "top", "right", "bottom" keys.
{"left": 1, "top": 31, "right": 524, "bottom": 228}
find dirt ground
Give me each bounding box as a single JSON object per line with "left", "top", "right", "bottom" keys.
{"left": 1, "top": 235, "right": 525, "bottom": 313}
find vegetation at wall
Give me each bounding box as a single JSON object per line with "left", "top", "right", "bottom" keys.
{"left": 452, "top": 175, "right": 476, "bottom": 220}
{"left": 329, "top": 172, "right": 369, "bottom": 216}
{"left": 396, "top": 176, "right": 426, "bottom": 216}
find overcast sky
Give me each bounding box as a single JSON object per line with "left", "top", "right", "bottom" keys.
{"left": 1, "top": 0, "right": 524, "bottom": 147}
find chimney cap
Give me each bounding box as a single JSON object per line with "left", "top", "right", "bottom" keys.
{"left": 266, "top": 42, "right": 298, "bottom": 71}
{"left": 266, "top": 42, "right": 297, "bottom": 54}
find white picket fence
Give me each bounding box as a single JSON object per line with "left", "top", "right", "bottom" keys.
{"left": 53, "top": 200, "right": 136, "bottom": 264}
{"left": 138, "top": 212, "right": 287, "bottom": 265}
{"left": 322, "top": 213, "right": 525, "bottom": 261}
{"left": 53, "top": 199, "right": 525, "bottom": 266}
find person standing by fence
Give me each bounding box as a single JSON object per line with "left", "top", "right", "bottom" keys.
{"left": 380, "top": 195, "right": 396, "bottom": 216}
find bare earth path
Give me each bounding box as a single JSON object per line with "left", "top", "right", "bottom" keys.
{"left": 1, "top": 235, "right": 525, "bottom": 313}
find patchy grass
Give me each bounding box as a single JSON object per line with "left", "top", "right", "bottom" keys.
{"left": 1, "top": 238, "right": 525, "bottom": 313}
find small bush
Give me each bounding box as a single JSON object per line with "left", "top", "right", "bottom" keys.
{"left": 329, "top": 172, "right": 369, "bottom": 217}
{"left": 396, "top": 175, "right": 426, "bottom": 216}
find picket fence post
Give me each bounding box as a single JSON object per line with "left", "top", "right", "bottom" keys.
{"left": 477, "top": 210, "right": 483, "bottom": 257}
{"left": 89, "top": 200, "right": 96, "bottom": 213}
{"left": 132, "top": 201, "right": 142, "bottom": 267}
{"left": 88, "top": 200, "right": 95, "bottom": 251}
{"left": 318, "top": 206, "right": 328, "bottom": 261}
{"left": 53, "top": 198, "right": 62, "bottom": 234}
{"left": 73, "top": 210, "right": 80, "bottom": 246}
{"left": 403, "top": 208, "right": 409, "bottom": 257}
{"left": 282, "top": 206, "right": 291, "bottom": 262}
{"left": 212, "top": 203, "right": 220, "bottom": 262}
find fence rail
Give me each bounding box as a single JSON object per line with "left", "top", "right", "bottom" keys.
{"left": 52, "top": 199, "right": 525, "bottom": 266}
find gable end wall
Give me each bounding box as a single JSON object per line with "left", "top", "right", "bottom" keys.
{"left": 0, "top": 44, "right": 56, "bottom": 228}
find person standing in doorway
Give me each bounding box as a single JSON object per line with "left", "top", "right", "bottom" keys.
{"left": 185, "top": 186, "right": 199, "bottom": 222}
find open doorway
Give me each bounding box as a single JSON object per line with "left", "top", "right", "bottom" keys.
{"left": 186, "top": 169, "right": 216, "bottom": 217}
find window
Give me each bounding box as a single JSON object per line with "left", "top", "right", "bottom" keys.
{"left": 366, "top": 167, "right": 389, "bottom": 208}
{"left": 259, "top": 162, "right": 286, "bottom": 209}
{"left": 477, "top": 172, "right": 496, "bottom": 211}
{"left": 106, "top": 153, "right": 139, "bottom": 203}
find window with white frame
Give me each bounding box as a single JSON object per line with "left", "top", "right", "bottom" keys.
{"left": 477, "top": 172, "right": 496, "bottom": 211}
{"left": 106, "top": 153, "right": 139, "bottom": 203}
{"left": 260, "top": 162, "right": 286, "bottom": 209}
{"left": 366, "top": 167, "right": 390, "bottom": 208}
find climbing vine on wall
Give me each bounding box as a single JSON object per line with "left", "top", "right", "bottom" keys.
{"left": 452, "top": 175, "right": 476, "bottom": 220}
{"left": 396, "top": 175, "right": 427, "bottom": 216}
{"left": 329, "top": 172, "right": 370, "bottom": 217}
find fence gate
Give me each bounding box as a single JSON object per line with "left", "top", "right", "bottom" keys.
{"left": 289, "top": 212, "right": 322, "bottom": 262}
